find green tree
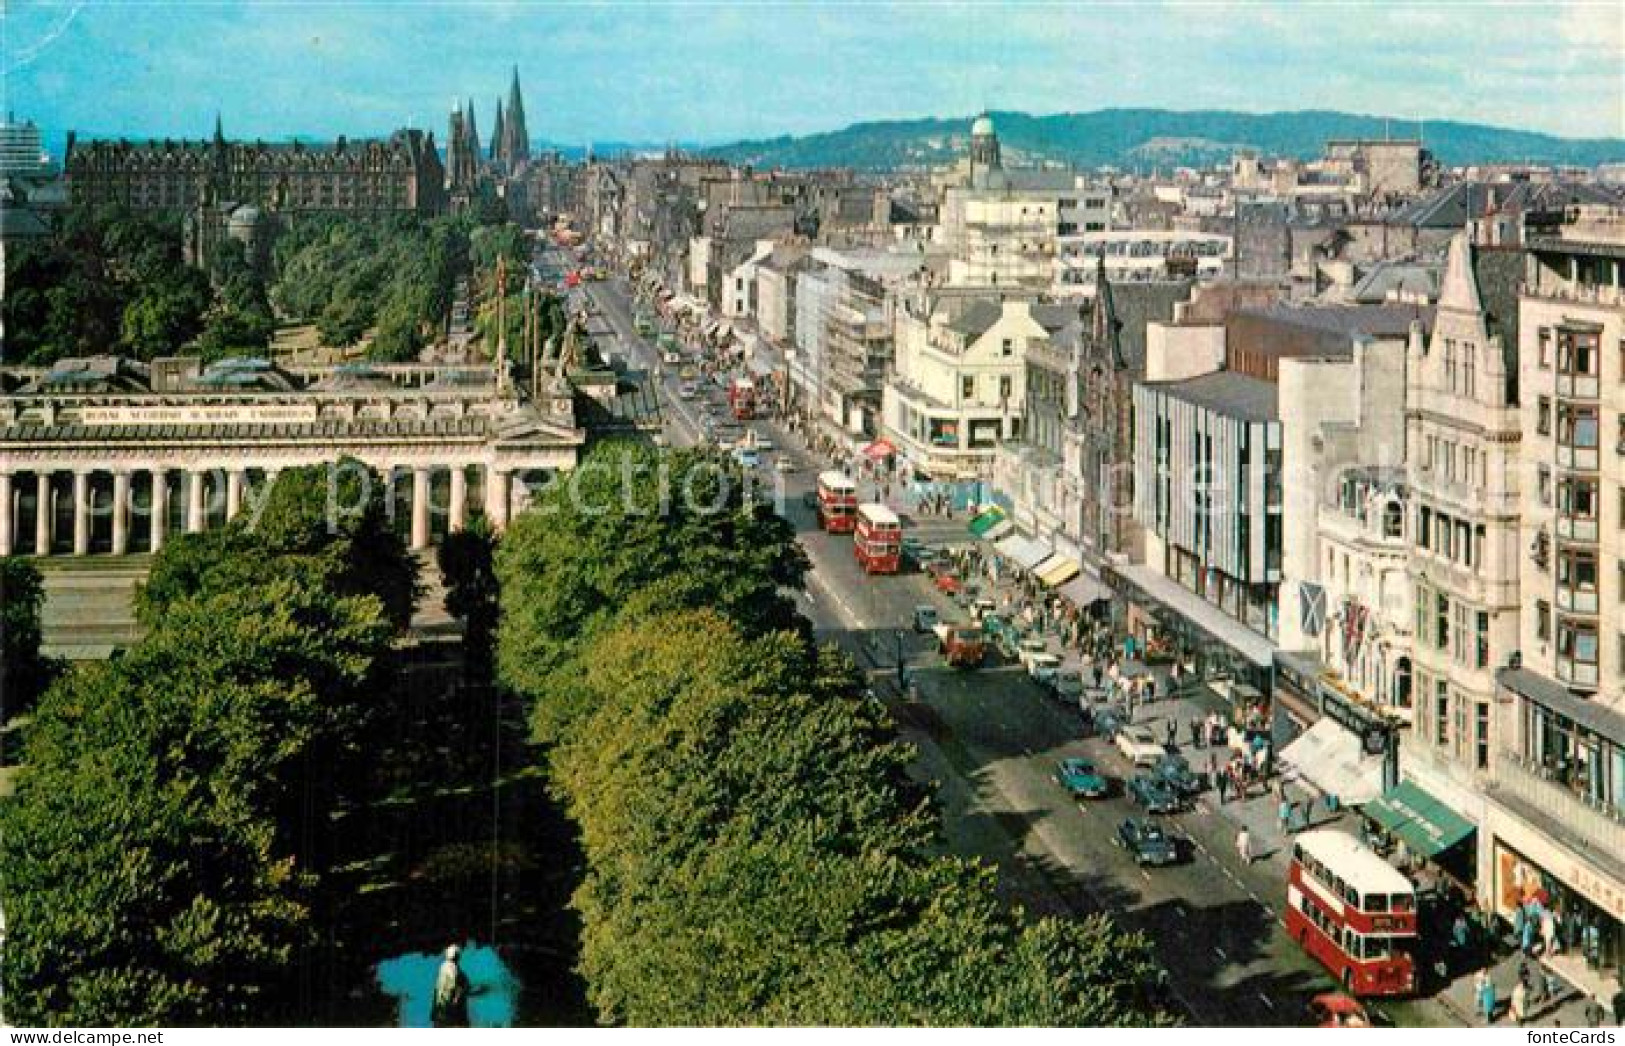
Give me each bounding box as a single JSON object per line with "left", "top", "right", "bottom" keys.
{"left": 0, "top": 557, "right": 56, "bottom": 722}
{"left": 139, "top": 460, "right": 419, "bottom": 632}
{"left": 436, "top": 517, "right": 500, "bottom": 683}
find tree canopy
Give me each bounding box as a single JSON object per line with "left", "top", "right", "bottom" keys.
{"left": 0, "top": 464, "right": 406, "bottom": 1026}
{"left": 496, "top": 442, "right": 1172, "bottom": 1026}
{"left": 0, "top": 557, "right": 56, "bottom": 722}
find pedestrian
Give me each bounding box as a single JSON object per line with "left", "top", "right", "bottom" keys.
{"left": 1164, "top": 719, "right": 1177, "bottom": 748}
{"left": 1510, "top": 980, "right": 1528, "bottom": 1027}
{"left": 1216, "top": 770, "right": 1229, "bottom": 805}
{"left": 1452, "top": 913, "right": 1471, "bottom": 958}
{"left": 1278, "top": 797, "right": 1292, "bottom": 835}
{"left": 1476, "top": 970, "right": 1497, "bottom": 1024}
{"left": 1236, "top": 827, "right": 1252, "bottom": 864}
{"left": 431, "top": 944, "right": 472, "bottom": 1028}
{"left": 1542, "top": 909, "right": 1558, "bottom": 957}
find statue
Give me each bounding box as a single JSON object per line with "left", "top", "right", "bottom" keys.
{"left": 430, "top": 944, "right": 471, "bottom": 1028}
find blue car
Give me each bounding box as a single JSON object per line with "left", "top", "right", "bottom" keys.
{"left": 1127, "top": 774, "right": 1184, "bottom": 814}
{"left": 1053, "top": 757, "right": 1110, "bottom": 799}
{"left": 1151, "top": 754, "right": 1202, "bottom": 797}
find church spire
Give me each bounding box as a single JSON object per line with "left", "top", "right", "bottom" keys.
{"left": 465, "top": 98, "right": 480, "bottom": 161}
{"left": 502, "top": 65, "right": 529, "bottom": 168}
{"left": 490, "top": 98, "right": 504, "bottom": 164}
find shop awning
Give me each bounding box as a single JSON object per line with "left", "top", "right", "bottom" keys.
{"left": 1035, "top": 554, "right": 1082, "bottom": 587}
{"left": 1363, "top": 780, "right": 1475, "bottom": 858}
{"left": 967, "top": 506, "right": 1008, "bottom": 538}
{"left": 1059, "top": 573, "right": 1111, "bottom": 607}
{"left": 982, "top": 519, "right": 1014, "bottom": 540}
{"left": 1279, "top": 718, "right": 1385, "bottom": 805}
{"left": 995, "top": 535, "right": 1052, "bottom": 571}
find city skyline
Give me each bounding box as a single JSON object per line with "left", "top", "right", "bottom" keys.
{"left": 7, "top": 0, "right": 1623, "bottom": 145}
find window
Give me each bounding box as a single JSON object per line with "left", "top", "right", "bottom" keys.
{"left": 1453, "top": 602, "right": 1469, "bottom": 663}
{"left": 961, "top": 375, "right": 975, "bottom": 400}
{"left": 1475, "top": 703, "right": 1490, "bottom": 770}
{"left": 1474, "top": 524, "right": 1487, "bottom": 571}
{"left": 1418, "top": 505, "right": 1432, "bottom": 551}
{"left": 1001, "top": 338, "right": 1014, "bottom": 357}
{"left": 1463, "top": 344, "right": 1476, "bottom": 399}
{"left": 1435, "top": 680, "right": 1450, "bottom": 746}
{"left": 1476, "top": 611, "right": 1490, "bottom": 669}
{"left": 1539, "top": 466, "right": 1552, "bottom": 506}
{"left": 1536, "top": 600, "right": 1551, "bottom": 641}
{"left": 1436, "top": 592, "right": 1450, "bottom": 652}
{"left": 1538, "top": 396, "right": 1552, "bottom": 435}
{"left": 1383, "top": 502, "right": 1403, "bottom": 539}
{"left": 1539, "top": 326, "right": 1552, "bottom": 368}
{"left": 1444, "top": 339, "right": 1457, "bottom": 392}
{"left": 998, "top": 375, "right": 1012, "bottom": 401}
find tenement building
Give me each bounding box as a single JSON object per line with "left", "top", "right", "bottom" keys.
{"left": 0, "top": 355, "right": 582, "bottom": 558}
{"left": 1493, "top": 206, "right": 1625, "bottom": 991}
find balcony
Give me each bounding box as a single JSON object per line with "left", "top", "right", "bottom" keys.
{"left": 1522, "top": 279, "right": 1625, "bottom": 308}
{"left": 1490, "top": 753, "right": 1625, "bottom": 879}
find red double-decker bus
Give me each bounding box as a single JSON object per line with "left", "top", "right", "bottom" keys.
{"left": 816, "top": 471, "right": 858, "bottom": 533}
{"left": 1286, "top": 830, "right": 1418, "bottom": 997}
{"left": 854, "top": 503, "right": 902, "bottom": 574}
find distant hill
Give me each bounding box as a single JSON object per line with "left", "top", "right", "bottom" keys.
{"left": 703, "top": 109, "right": 1625, "bottom": 172}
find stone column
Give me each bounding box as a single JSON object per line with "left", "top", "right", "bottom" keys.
{"left": 150, "top": 468, "right": 168, "bottom": 553}
{"left": 0, "top": 472, "right": 13, "bottom": 557}
{"left": 186, "top": 470, "right": 206, "bottom": 533}
{"left": 226, "top": 470, "right": 245, "bottom": 519}
{"left": 72, "top": 470, "right": 91, "bottom": 556}
{"left": 448, "top": 466, "right": 468, "bottom": 532}
{"left": 34, "top": 472, "right": 51, "bottom": 555}
{"left": 485, "top": 466, "right": 512, "bottom": 530}
{"left": 111, "top": 471, "right": 131, "bottom": 556}
{"left": 410, "top": 467, "right": 431, "bottom": 550}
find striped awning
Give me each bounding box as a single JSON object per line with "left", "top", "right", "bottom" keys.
{"left": 1035, "top": 554, "right": 1082, "bottom": 587}
{"left": 995, "top": 535, "right": 1053, "bottom": 571}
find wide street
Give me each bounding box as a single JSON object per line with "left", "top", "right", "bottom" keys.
{"left": 580, "top": 267, "right": 1452, "bottom": 1028}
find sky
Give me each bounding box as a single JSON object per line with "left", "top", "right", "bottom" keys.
{"left": 4, "top": 0, "right": 1622, "bottom": 149}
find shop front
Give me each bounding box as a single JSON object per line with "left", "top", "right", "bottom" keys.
{"left": 1491, "top": 827, "right": 1624, "bottom": 995}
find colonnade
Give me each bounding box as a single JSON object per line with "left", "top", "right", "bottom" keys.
{"left": 0, "top": 462, "right": 519, "bottom": 557}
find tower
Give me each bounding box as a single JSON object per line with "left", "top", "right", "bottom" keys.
{"left": 968, "top": 112, "right": 1001, "bottom": 184}
{"left": 490, "top": 98, "right": 505, "bottom": 166}
{"left": 465, "top": 99, "right": 480, "bottom": 162}
{"left": 501, "top": 65, "right": 529, "bottom": 171}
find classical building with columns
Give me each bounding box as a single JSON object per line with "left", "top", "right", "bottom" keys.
{"left": 0, "top": 355, "right": 584, "bottom": 558}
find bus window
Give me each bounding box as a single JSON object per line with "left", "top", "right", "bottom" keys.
{"left": 1366, "top": 893, "right": 1389, "bottom": 913}
{"left": 1391, "top": 893, "right": 1414, "bottom": 912}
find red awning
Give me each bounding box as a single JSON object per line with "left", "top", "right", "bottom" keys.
{"left": 862, "top": 439, "right": 896, "bottom": 459}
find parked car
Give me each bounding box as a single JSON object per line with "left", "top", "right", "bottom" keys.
{"left": 1150, "top": 753, "right": 1203, "bottom": 797}
{"left": 1016, "top": 636, "right": 1049, "bottom": 671}
{"left": 1115, "top": 724, "right": 1169, "bottom": 767}
{"left": 1127, "top": 774, "right": 1184, "bottom": 814}
{"left": 1052, "top": 669, "right": 1086, "bottom": 704}
{"left": 928, "top": 563, "right": 962, "bottom": 595}
{"left": 1091, "top": 704, "right": 1127, "bottom": 740}
{"left": 912, "top": 604, "right": 940, "bottom": 633}
{"left": 1116, "top": 819, "right": 1180, "bottom": 866}
{"left": 1027, "top": 652, "right": 1062, "bottom": 687}
{"left": 1053, "top": 757, "right": 1110, "bottom": 799}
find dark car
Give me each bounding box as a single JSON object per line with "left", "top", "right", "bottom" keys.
{"left": 1051, "top": 669, "right": 1086, "bottom": 704}
{"left": 1092, "top": 704, "right": 1127, "bottom": 740}
{"left": 1053, "top": 757, "right": 1110, "bottom": 799}
{"left": 1127, "top": 774, "right": 1184, "bottom": 814}
{"left": 1151, "top": 754, "right": 1203, "bottom": 797}
{"left": 1116, "top": 818, "right": 1180, "bottom": 866}
{"left": 912, "top": 604, "right": 940, "bottom": 633}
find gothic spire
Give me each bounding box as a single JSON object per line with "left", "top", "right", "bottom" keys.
{"left": 490, "top": 98, "right": 504, "bottom": 163}
{"left": 465, "top": 98, "right": 480, "bottom": 160}
{"left": 1090, "top": 254, "right": 1125, "bottom": 370}
{"left": 503, "top": 65, "right": 529, "bottom": 167}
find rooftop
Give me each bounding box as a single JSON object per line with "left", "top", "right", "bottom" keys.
{"left": 1145, "top": 369, "right": 1278, "bottom": 422}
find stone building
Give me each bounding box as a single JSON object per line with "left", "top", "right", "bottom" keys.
{"left": 66, "top": 117, "right": 446, "bottom": 216}
{"left": 0, "top": 355, "right": 582, "bottom": 560}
